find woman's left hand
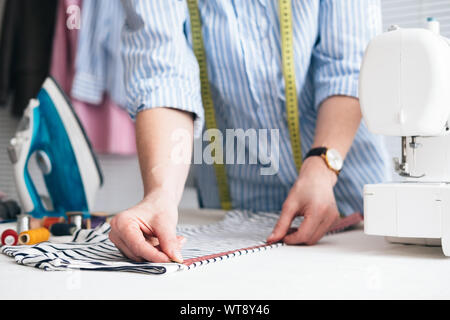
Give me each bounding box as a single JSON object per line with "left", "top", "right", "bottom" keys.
{"left": 267, "top": 156, "right": 340, "bottom": 245}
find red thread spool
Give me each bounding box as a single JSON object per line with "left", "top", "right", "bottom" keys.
{"left": 1, "top": 229, "right": 18, "bottom": 246}
{"left": 43, "top": 217, "right": 62, "bottom": 230}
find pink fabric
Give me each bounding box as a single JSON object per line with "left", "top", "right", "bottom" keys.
{"left": 50, "top": 0, "right": 79, "bottom": 94}
{"left": 72, "top": 97, "right": 137, "bottom": 155}
{"left": 50, "top": 0, "right": 136, "bottom": 155}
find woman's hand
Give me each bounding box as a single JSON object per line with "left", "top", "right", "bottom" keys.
{"left": 109, "top": 189, "right": 185, "bottom": 263}
{"left": 109, "top": 108, "right": 194, "bottom": 263}
{"left": 267, "top": 156, "right": 340, "bottom": 245}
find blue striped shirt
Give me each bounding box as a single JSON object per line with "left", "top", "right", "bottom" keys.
{"left": 121, "top": 0, "right": 392, "bottom": 215}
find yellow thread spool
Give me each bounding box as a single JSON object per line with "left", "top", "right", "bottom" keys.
{"left": 19, "top": 228, "right": 51, "bottom": 245}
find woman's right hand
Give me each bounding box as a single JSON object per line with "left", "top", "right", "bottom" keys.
{"left": 109, "top": 190, "right": 185, "bottom": 263}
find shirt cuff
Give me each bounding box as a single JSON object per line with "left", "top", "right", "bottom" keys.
{"left": 71, "top": 71, "right": 105, "bottom": 105}
{"left": 128, "top": 88, "right": 205, "bottom": 139}
{"left": 314, "top": 76, "right": 359, "bottom": 111}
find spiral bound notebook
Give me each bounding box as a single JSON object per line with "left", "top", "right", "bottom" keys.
{"left": 1, "top": 210, "right": 362, "bottom": 275}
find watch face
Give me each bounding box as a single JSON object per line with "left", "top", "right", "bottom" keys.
{"left": 326, "top": 149, "right": 343, "bottom": 171}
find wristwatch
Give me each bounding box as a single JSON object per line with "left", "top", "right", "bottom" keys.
{"left": 304, "top": 147, "right": 343, "bottom": 175}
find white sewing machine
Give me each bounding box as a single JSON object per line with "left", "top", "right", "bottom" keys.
{"left": 360, "top": 18, "right": 450, "bottom": 256}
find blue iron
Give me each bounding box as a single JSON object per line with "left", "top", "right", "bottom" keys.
{"left": 8, "top": 77, "right": 103, "bottom": 219}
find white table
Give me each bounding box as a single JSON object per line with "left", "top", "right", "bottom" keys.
{"left": 1, "top": 209, "right": 449, "bottom": 300}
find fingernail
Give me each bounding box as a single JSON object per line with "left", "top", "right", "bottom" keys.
{"left": 172, "top": 251, "right": 184, "bottom": 263}
{"left": 267, "top": 233, "right": 275, "bottom": 242}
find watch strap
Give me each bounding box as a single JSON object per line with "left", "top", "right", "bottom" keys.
{"left": 304, "top": 147, "right": 327, "bottom": 160}
{"left": 305, "top": 147, "right": 342, "bottom": 175}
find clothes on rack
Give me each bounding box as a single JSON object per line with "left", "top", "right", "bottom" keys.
{"left": 50, "top": 0, "right": 80, "bottom": 95}
{"left": 0, "top": 0, "right": 58, "bottom": 116}
{"left": 0, "top": 0, "right": 6, "bottom": 38}
{"left": 71, "top": 97, "right": 137, "bottom": 155}
{"left": 71, "top": 0, "right": 127, "bottom": 107}
{"left": 50, "top": 0, "right": 136, "bottom": 155}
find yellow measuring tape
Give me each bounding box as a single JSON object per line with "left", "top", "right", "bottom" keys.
{"left": 279, "top": 0, "right": 303, "bottom": 172}
{"left": 187, "top": 0, "right": 302, "bottom": 210}
{"left": 187, "top": 0, "right": 232, "bottom": 210}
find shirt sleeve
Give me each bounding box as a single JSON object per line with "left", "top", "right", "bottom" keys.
{"left": 312, "top": 0, "right": 382, "bottom": 111}
{"left": 71, "top": 0, "right": 107, "bottom": 105}
{"left": 120, "top": 0, "right": 204, "bottom": 138}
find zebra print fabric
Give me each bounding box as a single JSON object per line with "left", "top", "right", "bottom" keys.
{"left": 1, "top": 211, "right": 362, "bottom": 275}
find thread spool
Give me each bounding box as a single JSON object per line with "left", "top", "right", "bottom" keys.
{"left": 17, "top": 214, "right": 30, "bottom": 234}
{"left": 90, "top": 216, "right": 106, "bottom": 229}
{"left": 68, "top": 215, "right": 82, "bottom": 230}
{"left": 90, "top": 212, "right": 113, "bottom": 229}
{"left": 71, "top": 215, "right": 82, "bottom": 229}
{"left": 427, "top": 17, "right": 440, "bottom": 35}
{"left": 1, "top": 229, "right": 18, "bottom": 246}
{"left": 43, "top": 217, "right": 63, "bottom": 230}
{"left": 66, "top": 212, "right": 83, "bottom": 230}
{"left": 85, "top": 218, "right": 91, "bottom": 229}
{"left": 18, "top": 228, "right": 50, "bottom": 245}
{"left": 50, "top": 223, "right": 77, "bottom": 236}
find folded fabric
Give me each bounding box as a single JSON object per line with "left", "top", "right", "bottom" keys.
{"left": 1, "top": 211, "right": 363, "bottom": 275}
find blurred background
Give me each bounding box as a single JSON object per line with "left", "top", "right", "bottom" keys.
{"left": 0, "top": 0, "right": 449, "bottom": 214}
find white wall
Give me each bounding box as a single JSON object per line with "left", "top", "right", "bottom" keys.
{"left": 381, "top": 0, "right": 450, "bottom": 37}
